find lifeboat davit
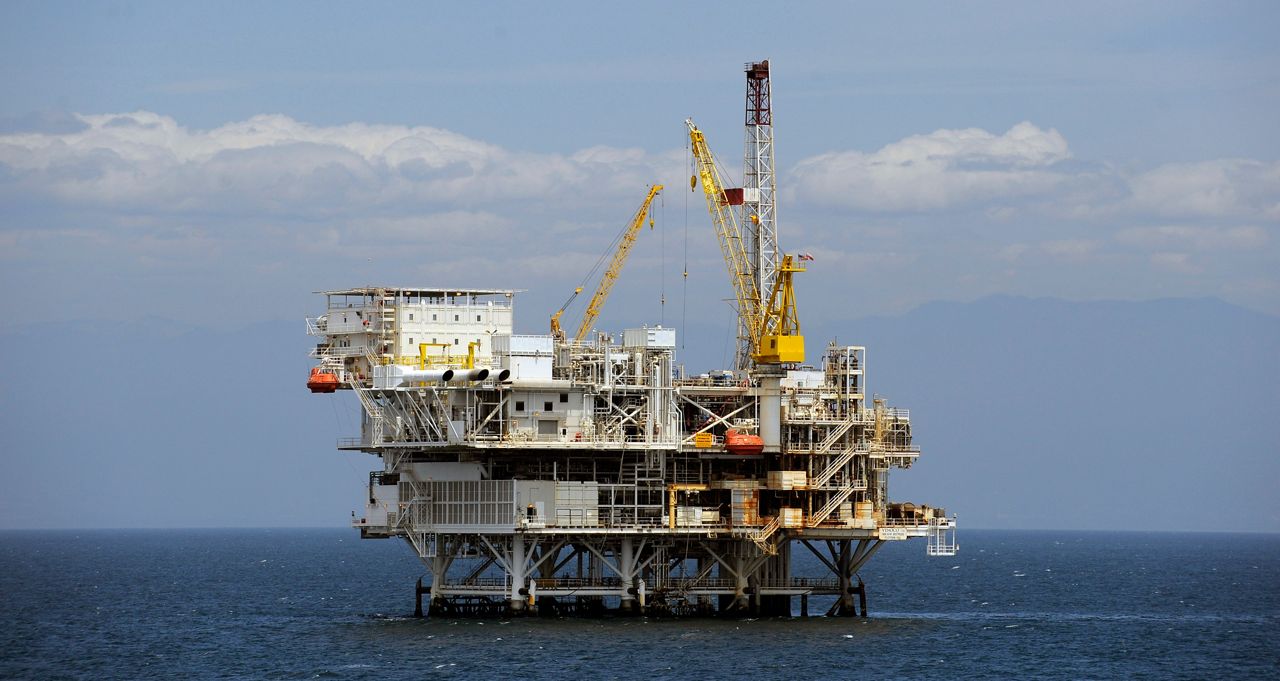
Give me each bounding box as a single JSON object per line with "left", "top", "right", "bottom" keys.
{"left": 307, "top": 367, "right": 339, "bottom": 393}
{"left": 724, "top": 428, "right": 764, "bottom": 455}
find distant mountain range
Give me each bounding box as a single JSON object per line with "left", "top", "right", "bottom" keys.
{"left": 1, "top": 296, "right": 1275, "bottom": 532}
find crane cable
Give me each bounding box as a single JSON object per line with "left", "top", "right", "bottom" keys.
{"left": 682, "top": 125, "right": 690, "bottom": 350}
{"left": 567, "top": 198, "right": 640, "bottom": 321}
{"left": 659, "top": 181, "right": 665, "bottom": 326}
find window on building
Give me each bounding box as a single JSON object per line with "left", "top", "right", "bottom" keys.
{"left": 544, "top": 401, "right": 553, "bottom": 411}
{"left": 454, "top": 338, "right": 459, "bottom": 345}
{"left": 476, "top": 314, "right": 482, "bottom": 322}
{"left": 432, "top": 314, "right": 437, "bottom": 321}
{"left": 515, "top": 401, "right": 525, "bottom": 412}
{"left": 409, "top": 338, "right": 414, "bottom": 345}
{"left": 408, "top": 313, "right": 414, "bottom": 321}
{"left": 559, "top": 393, "right": 568, "bottom": 403}
{"left": 454, "top": 314, "right": 459, "bottom": 322}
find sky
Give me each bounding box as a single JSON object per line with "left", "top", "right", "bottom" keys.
{"left": 0, "top": 2, "right": 1277, "bottom": 530}
{"left": 1, "top": 1, "right": 1277, "bottom": 333}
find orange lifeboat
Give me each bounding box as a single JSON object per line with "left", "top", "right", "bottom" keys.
{"left": 307, "top": 367, "right": 339, "bottom": 393}
{"left": 724, "top": 428, "right": 764, "bottom": 455}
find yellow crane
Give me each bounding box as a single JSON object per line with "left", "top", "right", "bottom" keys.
{"left": 686, "top": 118, "right": 761, "bottom": 364}
{"left": 549, "top": 287, "right": 583, "bottom": 342}
{"left": 686, "top": 118, "right": 804, "bottom": 365}
{"left": 551, "top": 184, "right": 664, "bottom": 343}
{"left": 756, "top": 253, "right": 804, "bottom": 363}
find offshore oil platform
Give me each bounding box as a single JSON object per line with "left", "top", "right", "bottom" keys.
{"left": 306, "top": 60, "right": 956, "bottom": 618}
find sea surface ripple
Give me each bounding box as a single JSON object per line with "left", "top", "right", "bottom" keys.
{"left": 1, "top": 529, "right": 1276, "bottom": 680}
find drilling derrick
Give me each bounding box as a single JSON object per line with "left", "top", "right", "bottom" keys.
{"left": 306, "top": 60, "right": 957, "bottom": 621}
{"left": 743, "top": 60, "right": 779, "bottom": 313}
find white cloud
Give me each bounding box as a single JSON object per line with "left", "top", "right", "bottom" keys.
{"left": 3, "top": 111, "right": 1278, "bottom": 323}
{"left": 786, "top": 124, "right": 1280, "bottom": 230}
{"left": 0, "top": 111, "right": 680, "bottom": 214}
{"left": 1128, "top": 159, "right": 1280, "bottom": 220}
{"left": 789, "top": 121, "right": 1072, "bottom": 211}
{"left": 8, "top": 112, "right": 1272, "bottom": 233}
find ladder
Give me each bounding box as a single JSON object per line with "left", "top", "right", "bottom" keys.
{"left": 378, "top": 293, "right": 397, "bottom": 362}
{"left": 927, "top": 517, "right": 959, "bottom": 556}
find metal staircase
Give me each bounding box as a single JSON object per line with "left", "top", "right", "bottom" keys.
{"left": 751, "top": 515, "right": 783, "bottom": 555}
{"left": 810, "top": 442, "right": 868, "bottom": 489}
{"left": 815, "top": 417, "right": 856, "bottom": 454}
{"left": 807, "top": 484, "right": 856, "bottom": 528}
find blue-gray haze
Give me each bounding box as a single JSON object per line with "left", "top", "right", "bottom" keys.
{"left": 0, "top": 297, "right": 1274, "bottom": 532}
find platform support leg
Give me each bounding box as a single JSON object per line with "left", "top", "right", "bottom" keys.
{"left": 414, "top": 577, "right": 427, "bottom": 618}
{"left": 508, "top": 534, "right": 527, "bottom": 615}
{"left": 619, "top": 537, "right": 637, "bottom": 614}
{"left": 732, "top": 554, "right": 750, "bottom": 613}
{"left": 857, "top": 578, "right": 868, "bottom": 618}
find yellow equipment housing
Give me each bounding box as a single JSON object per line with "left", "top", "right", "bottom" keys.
{"left": 753, "top": 253, "right": 805, "bottom": 364}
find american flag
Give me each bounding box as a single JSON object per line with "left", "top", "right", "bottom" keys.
{"left": 798, "top": 252, "right": 815, "bottom": 261}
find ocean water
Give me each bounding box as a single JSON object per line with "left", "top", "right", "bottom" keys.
{"left": 1, "top": 529, "right": 1276, "bottom": 680}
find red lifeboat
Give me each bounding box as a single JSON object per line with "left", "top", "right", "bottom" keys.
{"left": 724, "top": 428, "right": 764, "bottom": 455}
{"left": 307, "top": 367, "right": 339, "bottom": 394}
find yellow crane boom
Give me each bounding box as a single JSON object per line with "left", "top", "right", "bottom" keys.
{"left": 686, "top": 118, "right": 762, "bottom": 363}
{"left": 549, "top": 287, "right": 582, "bottom": 342}
{"left": 686, "top": 117, "right": 803, "bottom": 365}
{"left": 551, "top": 185, "right": 663, "bottom": 343}
{"left": 575, "top": 184, "right": 663, "bottom": 342}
